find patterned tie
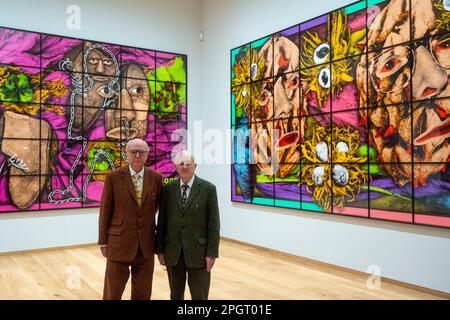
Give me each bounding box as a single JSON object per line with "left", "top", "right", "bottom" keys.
{"left": 181, "top": 184, "right": 189, "bottom": 208}
{"left": 133, "top": 173, "right": 142, "bottom": 206}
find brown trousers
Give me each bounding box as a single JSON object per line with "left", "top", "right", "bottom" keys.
{"left": 103, "top": 245, "right": 154, "bottom": 300}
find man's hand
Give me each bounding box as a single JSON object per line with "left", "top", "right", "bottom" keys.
{"left": 205, "top": 256, "right": 216, "bottom": 272}
{"left": 100, "top": 245, "right": 107, "bottom": 258}
{"left": 158, "top": 253, "right": 166, "bottom": 266}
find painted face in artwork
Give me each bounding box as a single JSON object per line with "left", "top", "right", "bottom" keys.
{"left": 105, "top": 63, "right": 150, "bottom": 140}
{"left": 86, "top": 48, "right": 116, "bottom": 82}
{"left": 357, "top": 0, "right": 450, "bottom": 186}
{"left": 249, "top": 36, "right": 304, "bottom": 177}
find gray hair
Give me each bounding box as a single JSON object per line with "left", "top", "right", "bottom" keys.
{"left": 173, "top": 150, "right": 196, "bottom": 165}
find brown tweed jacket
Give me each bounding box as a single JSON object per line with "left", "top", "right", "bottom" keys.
{"left": 98, "top": 166, "right": 162, "bottom": 262}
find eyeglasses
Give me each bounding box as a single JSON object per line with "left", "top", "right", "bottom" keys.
{"left": 128, "top": 149, "right": 147, "bottom": 156}
{"left": 368, "top": 33, "right": 450, "bottom": 95}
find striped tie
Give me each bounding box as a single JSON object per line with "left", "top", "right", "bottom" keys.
{"left": 133, "top": 173, "right": 142, "bottom": 206}
{"left": 181, "top": 184, "right": 188, "bottom": 208}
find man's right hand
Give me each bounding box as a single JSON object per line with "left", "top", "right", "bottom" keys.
{"left": 100, "top": 245, "right": 107, "bottom": 258}
{"left": 158, "top": 253, "right": 166, "bottom": 266}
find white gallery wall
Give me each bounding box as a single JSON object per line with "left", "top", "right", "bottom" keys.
{"left": 0, "top": 0, "right": 449, "bottom": 294}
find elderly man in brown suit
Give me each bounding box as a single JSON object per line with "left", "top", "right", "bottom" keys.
{"left": 98, "top": 138, "right": 162, "bottom": 300}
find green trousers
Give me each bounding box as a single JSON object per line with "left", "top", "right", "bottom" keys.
{"left": 166, "top": 250, "right": 211, "bottom": 300}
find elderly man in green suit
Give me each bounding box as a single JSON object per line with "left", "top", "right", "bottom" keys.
{"left": 156, "top": 151, "right": 220, "bottom": 300}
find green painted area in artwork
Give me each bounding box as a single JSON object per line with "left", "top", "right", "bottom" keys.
{"left": 0, "top": 73, "right": 34, "bottom": 103}
{"left": 231, "top": 47, "right": 244, "bottom": 80}
{"left": 231, "top": 47, "right": 240, "bottom": 68}
{"left": 153, "top": 56, "right": 186, "bottom": 83}
{"left": 231, "top": 44, "right": 252, "bottom": 81}
{"left": 252, "top": 36, "right": 270, "bottom": 50}
{"left": 348, "top": 29, "right": 367, "bottom": 56}
{"left": 368, "top": 0, "right": 387, "bottom": 6}
{"left": 257, "top": 174, "right": 300, "bottom": 183}
{"left": 275, "top": 199, "right": 301, "bottom": 209}
{"left": 231, "top": 94, "right": 236, "bottom": 126}
{"left": 301, "top": 202, "right": 324, "bottom": 212}
{"left": 253, "top": 197, "right": 274, "bottom": 206}
{"left": 147, "top": 57, "right": 186, "bottom": 118}
{"left": 87, "top": 146, "right": 120, "bottom": 172}
{"left": 345, "top": 1, "right": 366, "bottom": 14}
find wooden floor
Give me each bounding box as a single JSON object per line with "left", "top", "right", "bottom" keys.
{"left": 0, "top": 238, "right": 448, "bottom": 300}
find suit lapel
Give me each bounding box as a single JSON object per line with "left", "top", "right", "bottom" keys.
{"left": 123, "top": 167, "right": 138, "bottom": 205}
{"left": 183, "top": 176, "right": 201, "bottom": 212}
{"left": 174, "top": 179, "right": 183, "bottom": 213}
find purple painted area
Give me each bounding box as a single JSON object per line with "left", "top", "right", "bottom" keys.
{"left": 0, "top": 28, "right": 40, "bottom": 67}
{"left": 120, "top": 47, "right": 155, "bottom": 70}
{"left": 40, "top": 202, "right": 82, "bottom": 209}
{"left": 300, "top": 14, "right": 328, "bottom": 31}
{"left": 0, "top": 174, "right": 10, "bottom": 203}
{"left": 156, "top": 52, "right": 184, "bottom": 69}
{"left": 274, "top": 182, "right": 301, "bottom": 200}
{"left": 42, "top": 71, "right": 72, "bottom": 105}
{"left": 348, "top": 11, "right": 366, "bottom": 33}
{"left": 41, "top": 35, "right": 82, "bottom": 69}
{"left": 231, "top": 166, "right": 245, "bottom": 202}
{"left": 280, "top": 25, "right": 300, "bottom": 37}
{"left": 85, "top": 179, "right": 103, "bottom": 202}
{"left": 157, "top": 52, "right": 177, "bottom": 60}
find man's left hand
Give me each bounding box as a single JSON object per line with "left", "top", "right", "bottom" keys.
{"left": 205, "top": 256, "right": 216, "bottom": 272}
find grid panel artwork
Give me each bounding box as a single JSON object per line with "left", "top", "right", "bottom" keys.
{"left": 0, "top": 26, "right": 187, "bottom": 212}
{"left": 231, "top": 0, "right": 450, "bottom": 228}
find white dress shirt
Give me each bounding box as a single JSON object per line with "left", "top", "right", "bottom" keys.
{"left": 129, "top": 166, "right": 144, "bottom": 193}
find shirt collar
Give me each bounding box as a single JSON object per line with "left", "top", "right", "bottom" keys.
{"left": 180, "top": 175, "right": 195, "bottom": 189}
{"left": 129, "top": 166, "right": 144, "bottom": 179}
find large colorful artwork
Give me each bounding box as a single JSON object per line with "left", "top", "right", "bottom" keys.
{"left": 231, "top": 0, "right": 450, "bottom": 228}
{"left": 0, "top": 26, "right": 187, "bottom": 212}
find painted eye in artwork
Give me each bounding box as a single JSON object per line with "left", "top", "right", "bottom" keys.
{"left": 250, "top": 63, "right": 258, "bottom": 79}
{"left": 318, "top": 67, "right": 331, "bottom": 89}
{"left": 288, "top": 75, "right": 299, "bottom": 89}
{"left": 432, "top": 34, "right": 450, "bottom": 68}
{"left": 336, "top": 141, "right": 349, "bottom": 154}
{"left": 434, "top": 34, "right": 450, "bottom": 52}
{"left": 380, "top": 58, "right": 402, "bottom": 73}
{"left": 312, "top": 166, "right": 325, "bottom": 186}
{"left": 315, "top": 141, "right": 328, "bottom": 162}
{"left": 129, "top": 86, "right": 143, "bottom": 95}
{"left": 97, "top": 85, "right": 114, "bottom": 98}
{"left": 332, "top": 165, "right": 349, "bottom": 186}
{"left": 313, "top": 43, "right": 330, "bottom": 65}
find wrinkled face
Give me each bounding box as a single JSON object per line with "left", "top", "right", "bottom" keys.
{"left": 126, "top": 140, "right": 149, "bottom": 172}
{"left": 357, "top": 0, "right": 450, "bottom": 184}
{"left": 175, "top": 156, "right": 196, "bottom": 183}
